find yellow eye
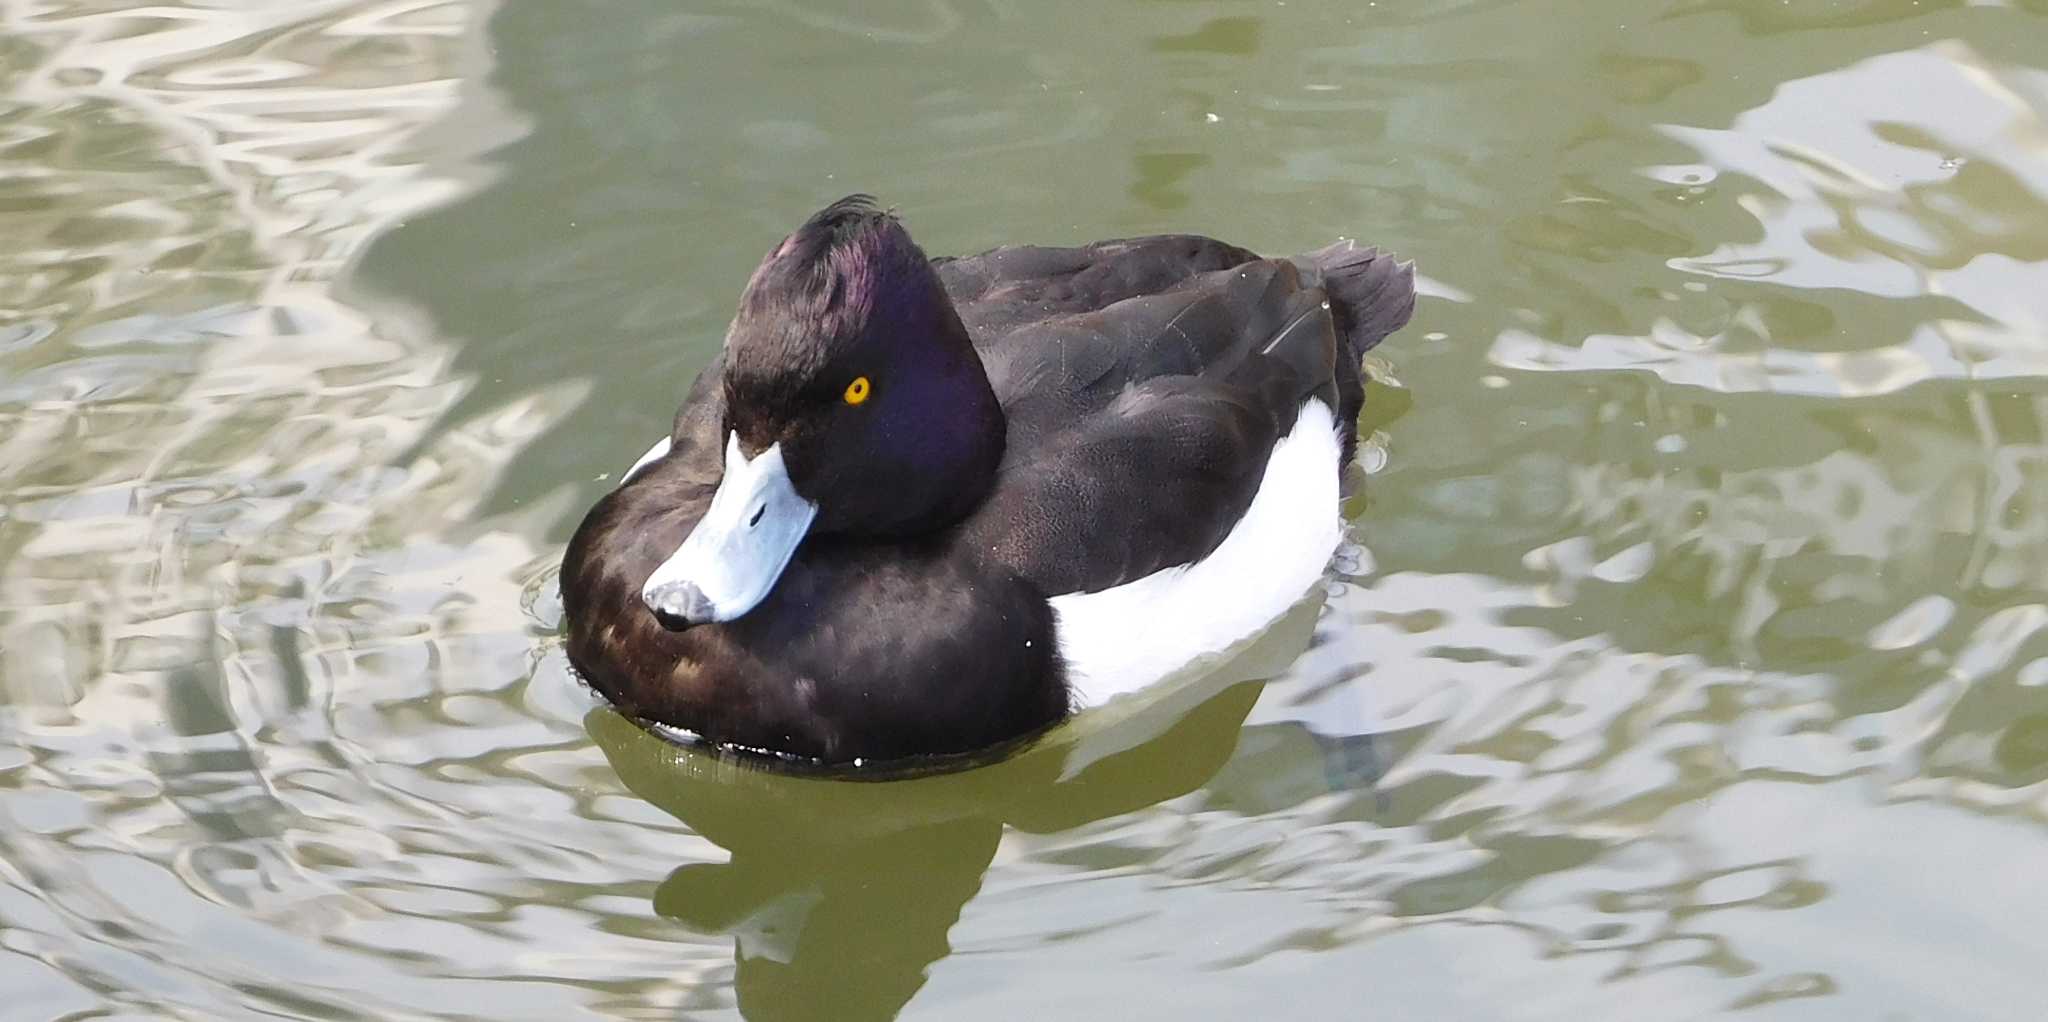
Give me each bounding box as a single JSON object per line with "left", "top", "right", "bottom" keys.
{"left": 843, "top": 375, "right": 871, "bottom": 405}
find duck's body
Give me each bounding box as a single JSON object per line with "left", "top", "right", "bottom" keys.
{"left": 561, "top": 197, "right": 1414, "bottom": 765}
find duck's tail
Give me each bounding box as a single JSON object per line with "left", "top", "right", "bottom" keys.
{"left": 1291, "top": 241, "right": 1415, "bottom": 465}
{"left": 1298, "top": 240, "right": 1416, "bottom": 359}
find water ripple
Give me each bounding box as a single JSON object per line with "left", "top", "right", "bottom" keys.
{"left": 8, "top": 1, "right": 2048, "bottom": 1019}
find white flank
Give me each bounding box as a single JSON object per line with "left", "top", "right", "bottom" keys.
{"left": 620, "top": 436, "right": 670, "bottom": 486}
{"left": 1050, "top": 398, "right": 1345, "bottom": 707}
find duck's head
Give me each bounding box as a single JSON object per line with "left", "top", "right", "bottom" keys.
{"left": 642, "top": 196, "right": 1004, "bottom": 628}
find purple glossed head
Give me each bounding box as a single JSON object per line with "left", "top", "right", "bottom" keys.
{"left": 715, "top": 196, "right": 1006, "bottom": 539}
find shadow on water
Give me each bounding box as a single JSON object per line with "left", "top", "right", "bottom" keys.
{"left": 588, "top": 688, "right": 1246, "bottom": 1022}
{"left": 587, "top": 596, "right": 1379, "bottom": 1021}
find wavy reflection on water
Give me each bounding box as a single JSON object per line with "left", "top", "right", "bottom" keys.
{"left": 5, "top": 0, "right": 2048, "bottom": 1019}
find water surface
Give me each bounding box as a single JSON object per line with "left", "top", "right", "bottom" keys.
{"left": 5, "top": 1, "right": 2048, "bottom": 1018}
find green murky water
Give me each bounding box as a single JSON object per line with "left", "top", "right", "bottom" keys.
{"left": 6, "top": 1, "right": 2048, "bottom": 1018}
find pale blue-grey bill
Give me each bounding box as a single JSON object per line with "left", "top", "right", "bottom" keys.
{"left": 641, "top": 433, "right": 818, "bottom": 624}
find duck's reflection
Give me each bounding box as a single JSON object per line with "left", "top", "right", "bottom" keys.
{"left": 652, "top": 813, "right": 998, "bottom": 1020}
{"left": 587, "top": 597, "right": 1375, "bottom": 1021}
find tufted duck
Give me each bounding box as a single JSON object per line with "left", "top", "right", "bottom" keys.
{"left": 560, "top": 196, "right": 1414, "bottom": 766}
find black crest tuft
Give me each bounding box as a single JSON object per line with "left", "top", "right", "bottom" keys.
{"left": 783, "top": 194, "right": 892, "bottom": 263}
{"left": 726, "top": 195, "right": 940, "bottom": 394}
{"left": 738, "top": 195, "right": 902, "bottom": 324}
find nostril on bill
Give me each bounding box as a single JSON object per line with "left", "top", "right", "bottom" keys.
{"left": 644, "top": 581, "right": 716, "bottom": 629}
{"left": 748, "top": 504, "right": 765, "bottom": 528}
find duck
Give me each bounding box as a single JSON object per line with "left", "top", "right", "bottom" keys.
{"left": 560, "top": 195, "right": 1415, "bottom": 767}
